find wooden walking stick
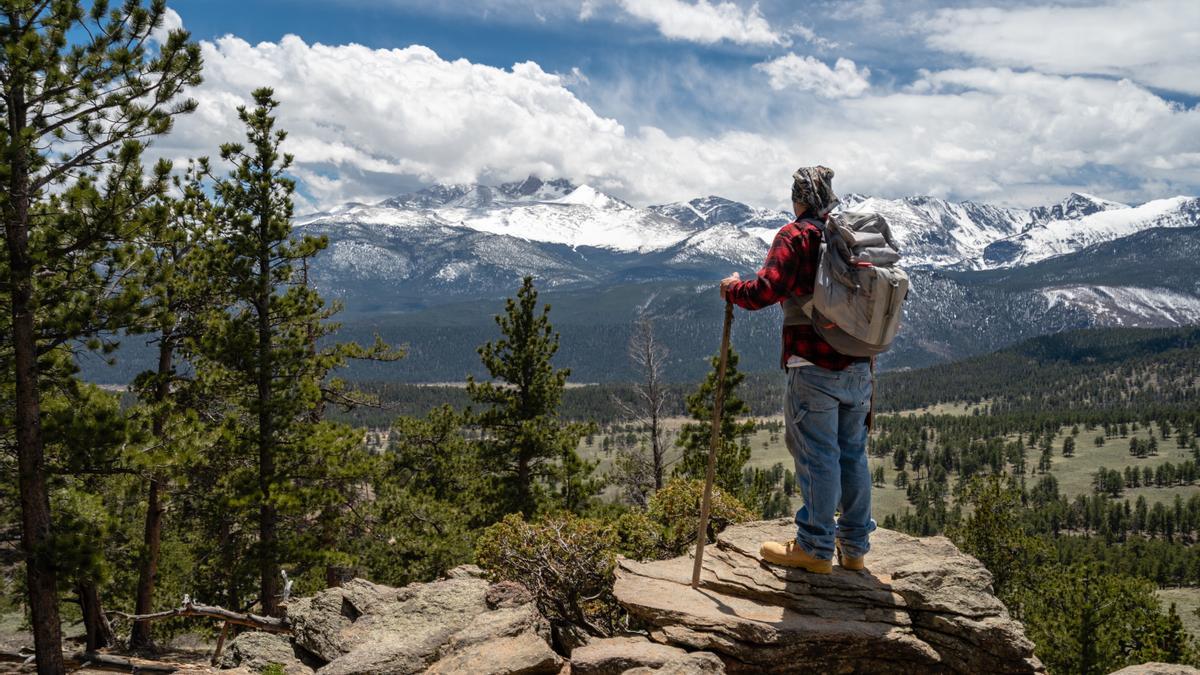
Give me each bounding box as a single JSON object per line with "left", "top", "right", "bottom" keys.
{"left": 692, "top": 300, "right": 734, "bottom": 588}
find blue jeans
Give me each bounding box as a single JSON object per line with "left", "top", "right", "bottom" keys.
{"left": 784, "top": 361, "right": 876, "bottom": 560}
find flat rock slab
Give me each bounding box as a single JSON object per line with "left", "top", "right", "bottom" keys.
{"left": 614, "top": 519, "right": 1045, "bottom": 674}
{"left": 1110, "top": 665, "right": 1200, "bottom": 675}
{"left": 570, "top": 636, "right": 725, "bottom": 674}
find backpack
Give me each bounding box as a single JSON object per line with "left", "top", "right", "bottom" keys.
{"left": 782, "top": 211, "right": 908, "bottom": 358}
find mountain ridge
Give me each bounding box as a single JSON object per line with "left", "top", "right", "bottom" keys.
{"left": 299, "top": 178, "right": 1200, "bottom": 276}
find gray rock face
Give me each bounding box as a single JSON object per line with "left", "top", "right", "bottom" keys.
{"left": 223, "top": 576, "right": 561, "bottom": 675}
{"left": 571, "top": 636, "right": 725, "bottom": 674}
{"left": 220, "top": 631, "right": 315, "bottom": 674}
{"left": 613, "top": 519, "right": 1045, "bottom": 674}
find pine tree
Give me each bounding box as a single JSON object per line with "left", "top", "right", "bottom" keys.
{"left": 356, "top": 407, "right": 484, "bottom": 585}
{"left": 467, "top": 276, "right": 600, "bottom": 517}
{"left": 1020, "top": 566, "right": 1197, "bottom": 675}
{"left": 0, "top": 2, "right": 200, "bottom": 664}
{"left": 949, "top": 476, "right": 1049, "bottom": 603}
{"left": 674, "top": 348, "right": 755, "bottom": 498}
{"left": 193, "top": 89, "right": 397, "bottom": 615}
{"left": 127, "top": 161, "right": 219, "bottom": 648}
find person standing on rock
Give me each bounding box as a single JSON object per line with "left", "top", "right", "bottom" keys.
{"left": 719, "top": 166, "right": 875, "bottom": 574}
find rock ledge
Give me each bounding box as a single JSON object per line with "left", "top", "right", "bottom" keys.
{"left": 613, "top": 519, "right": 1045, "bottom": 674}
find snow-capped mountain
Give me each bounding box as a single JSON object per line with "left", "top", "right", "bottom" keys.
{"left": 649, "top": 195, "right": 790, "bottom": 242}
{"left": 979, "top": 195, "right": 1200, "bottom": 267}
{"left": 298, "top": 176, "right": 1200, "bottom": 287}
{"left": 301, "top": 176, "right": 691, "bottom": 255}
{"left": 839, "top": 194, "right": 1030, "bottom": 269}
{"left": 291, "top": 176, "right": 1200, "bottom": 378}
{"left": 837, "top": 192, "right": 1200, "bottom": 270}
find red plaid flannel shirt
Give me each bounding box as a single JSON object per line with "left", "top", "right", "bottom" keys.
{"left": 725, "top": 219, "right": 866, "bottom": 371}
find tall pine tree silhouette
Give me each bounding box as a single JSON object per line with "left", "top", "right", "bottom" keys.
{"left": 674, "top": 348, "right": 755, "bottom": 496}
{"left": 0, "top": 2, "right": 201, "bottom": 665}
{"left": 468, "top": 276, "right": 600, "bottom": 517}
{"left": 195, "top": 89, "right": 397, "bottom": 615}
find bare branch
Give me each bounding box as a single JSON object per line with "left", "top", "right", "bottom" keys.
{"left": 108, "top": 600, "right": 291, "bottom": 634}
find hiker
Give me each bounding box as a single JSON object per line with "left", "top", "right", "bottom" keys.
{"left": 719, "top": 166, "right": 875, "bottom": 574}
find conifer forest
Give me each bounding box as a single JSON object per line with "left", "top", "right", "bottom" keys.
{"left": 2, "top": 3, "right": 1200, "bottom": 675}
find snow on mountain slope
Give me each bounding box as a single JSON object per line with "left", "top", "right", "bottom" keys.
{"left": 656, "top": 222, "right": 769, "bottom": 269}
{"left": 1043, "top": 285, "right": 1200, "bottom": 327}
{"left": 841, "top": 194, "right": 1030, "bottom": 269}
{"left": 445, "top": 189, "right": 691, "bottom": 252}
{"left": 650, "top": 195, "right": 790, "bottom": 232}
{"left": 1029, "top": 192, "right": 1128, "bottom": 222}
{"left": 985, "top": 196, "right": 1200, "bottom": 267}
{"left": 304, "top": 177, "right": 691, "bottom": 254}
{"left": 297, "top": 177, "right": 1200, "bottom": 300}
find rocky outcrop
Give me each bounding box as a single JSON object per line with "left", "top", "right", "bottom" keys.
{"left": 613, "top": 519, "right": 1045, "bottom": 674}
{"left": 221, "top": 566, "right": 561, "bottom": 674}
{"left": 219, "top": 522, "right": 1052, "bottom": 674}
{"left": 220, "top": 631, "right": 317, "bottom": 674}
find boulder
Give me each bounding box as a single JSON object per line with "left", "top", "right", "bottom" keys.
{"left": 223, "top": 576, "right": 561, "bottom": 675}
{"left": 1110, "top": 665, "right": 1200, "bottom": 675}
{"left": 570, "top": 636, "right": 725, "bottom": 674}
{"left": 613, "top": 519, "right": 1045, "bottom": 674}
{"left": 219, "top": 631, "right": 316, "bottom": 674}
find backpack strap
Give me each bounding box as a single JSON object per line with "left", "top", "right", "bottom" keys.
{"left": 781, "top": 218, "right": 826, "bottom": 327}
{"left": 782, "top": 293, "right": 813, "bottom": 326}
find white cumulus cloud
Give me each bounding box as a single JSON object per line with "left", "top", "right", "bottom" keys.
{"left": 150, "top": 7, "right": 183, "bottom": 44}
{"left": 613, "top": 0, "right": 786, "bottom": 46}
{"left": 151, "top": 33, "right": 1200, "bottom": 212}
{"left": 924, "top": 0, "right": 1200, "bottom": 95}
{"left": 755, "top": 54, "right": 870, "bottom": 98}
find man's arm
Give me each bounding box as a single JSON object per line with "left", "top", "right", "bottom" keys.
{"left": 721, "top": 230, "right": 804, "bottom": 310}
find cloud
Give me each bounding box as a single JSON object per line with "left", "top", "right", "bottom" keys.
{"left": 612, "top": 0, "right": 787, "bottom": 46}
{"left": 159, "top": 36, "right": 631, "bottom": 210}
{"left": 924, "top": 0, "right": 1200, "bottom": 95}
{"left": 150, "top": 7, "right": 183, "bottom": 44}
{"left": 154, "top": 34, "right": 1200, "bottom": 213}
{"left": 755, "top": 54, "right": 870, "bottom": 98}
{"left": 788, "top": 23, "right": 839, "bottom": 51}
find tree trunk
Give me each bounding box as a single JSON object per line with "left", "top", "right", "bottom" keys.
{"left": 130, "top": 477, "right": 163, "bottom": 649}
{"left": 257, "top": 215, "right": 278, "bottom": 617}
{"left": 516, "top": 454, "right": 532, "bottom": 516}
{"left": 131, "top": 338, "right": 173, "bottom": 649}
{"left": 218, "top": 518, "right": 238, "bottom": 610}
{"left": 651, "top": 414, "right": 664, "bottom": 491}
{"left": 77, "top": 582, "right": 115, "bottom": 651}
{"left": 5, "top": 86, "right": 66, "bottom": 674}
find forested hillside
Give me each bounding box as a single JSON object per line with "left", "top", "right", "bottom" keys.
{"left": 330, "top": 326, "right": 1200, "bottom": 426}
{"left": 877, "top": 326, "right": 1200, "bottom": 413}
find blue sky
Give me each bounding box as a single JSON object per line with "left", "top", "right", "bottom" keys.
{"left": 158, "top": 0, "right": 1200, "bottom": 211}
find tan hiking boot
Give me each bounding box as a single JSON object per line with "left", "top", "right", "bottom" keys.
{"left": 759, "top": 540, "right": 832, "bottom": 574}
{"left": 836, "top": 541, "right": 866, "bottom": 571}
